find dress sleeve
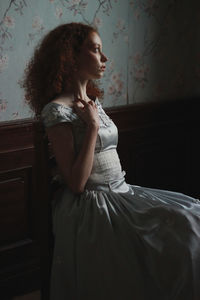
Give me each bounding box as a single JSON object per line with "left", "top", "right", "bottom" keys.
{"left": 41, "top": 103, "right": 77, "bottom": 128}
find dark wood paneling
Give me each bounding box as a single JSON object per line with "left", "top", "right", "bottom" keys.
{"left": 0, "top": 98, "right": 199, "bottom": 298}
{"left": 119, "top": 123, "right": 191, "bottom": 193}
{"left": 0, "top": 166, "right": 36, "bottom": 245}
{"left": 107, "top": 98, "right": 199, "bottom": 198}
{"left": 0, "top": 120, "right": 40, "bottom": 298}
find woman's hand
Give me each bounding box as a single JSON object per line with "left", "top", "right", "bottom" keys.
{"left": 73, "top": 99, "right": 100, "bottom": 129}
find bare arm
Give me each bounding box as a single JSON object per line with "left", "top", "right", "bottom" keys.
{"left": 47, "top": 99, "right": 99, "bottom": 194}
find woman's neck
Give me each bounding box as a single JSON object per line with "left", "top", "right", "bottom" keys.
{"left": 73, "top": 78, "right": 88, "bottom": 101}
{"left": 64, "top": 79, "right": 91, "bottom": 102}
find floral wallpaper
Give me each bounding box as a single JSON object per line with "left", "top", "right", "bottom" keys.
{"left": 0, "top": 0, "right": 199, "bottom": 122}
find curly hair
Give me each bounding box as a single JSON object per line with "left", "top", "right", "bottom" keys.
{"left": 22, "top": 22, "right": 104, "bottom": 117}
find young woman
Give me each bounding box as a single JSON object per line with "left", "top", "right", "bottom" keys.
{"left": 23, "top": 22, "right": 200, "bottom": 300}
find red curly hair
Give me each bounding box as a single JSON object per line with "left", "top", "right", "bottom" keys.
{"left": 22, "top": 22, "right": 104, "bottom": 117}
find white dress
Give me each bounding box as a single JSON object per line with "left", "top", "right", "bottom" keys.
{"left": 41, "top": 99, "right": 200, "bottom": 300}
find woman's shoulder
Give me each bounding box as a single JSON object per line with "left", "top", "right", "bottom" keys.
{"left": 41, "top": 101, "right": 77, "bottom": 128}
{"left": 51, "top": 94, "right": 74, "bottom": 108}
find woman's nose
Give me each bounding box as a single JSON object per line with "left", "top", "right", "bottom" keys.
{"left": 101, "top": 53, "right": 108, "bottom": 62}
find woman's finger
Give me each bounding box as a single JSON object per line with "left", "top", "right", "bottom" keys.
{"left": 74, "top": 104, "right": 83, "bottom": 112}
{"left": 88, "top": 101, "right": 97, "bottom": 109}
{"left": 74, "top": 100, "right": 85, "bottom": 109}
{"left": 76, "top": 98, "right": 89, "bottom": 106}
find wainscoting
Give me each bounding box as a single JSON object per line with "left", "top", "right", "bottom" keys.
{"left": 0, "top": 98, "right": 199, "bottom": 299}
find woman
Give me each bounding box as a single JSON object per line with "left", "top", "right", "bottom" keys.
{"left": 23, "top": 22, "right": 200, "bottom": 300}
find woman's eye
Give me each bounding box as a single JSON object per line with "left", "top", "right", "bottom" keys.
{"left": 94, "top": 48, "right": 100, "bottom": 53}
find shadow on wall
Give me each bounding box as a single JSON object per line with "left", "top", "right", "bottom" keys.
{"left": 137, "top": 0, "right": 200, "bottom": 103}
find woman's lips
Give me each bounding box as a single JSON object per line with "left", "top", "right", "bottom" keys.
{"left": 100, "top": 66, "right": 106, "bottom": 71}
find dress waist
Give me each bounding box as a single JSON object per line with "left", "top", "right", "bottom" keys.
{"left": 86, "top": 149, "right": 129, "bottom": 193}
{"left": 51, "top": 149, "right": 130, "bottom": 193}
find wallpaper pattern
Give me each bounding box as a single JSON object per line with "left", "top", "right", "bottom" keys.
{"left": 0, "top": 0, "right": 199, "bottom": 121}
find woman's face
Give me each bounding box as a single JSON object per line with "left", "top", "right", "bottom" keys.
{"left": 76, "top": 31, "right": 108, "bottom": 80}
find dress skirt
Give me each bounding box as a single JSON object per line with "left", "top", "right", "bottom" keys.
{"left": 50, "top": 182, "right": 200, "bottom": 300}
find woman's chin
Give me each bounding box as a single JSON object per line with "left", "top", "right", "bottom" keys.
{"left": 88, "top": 71, "right": 104, "bottom": 80}
{"left": 95, "top": 72, "right": 104, "bottom": 79}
